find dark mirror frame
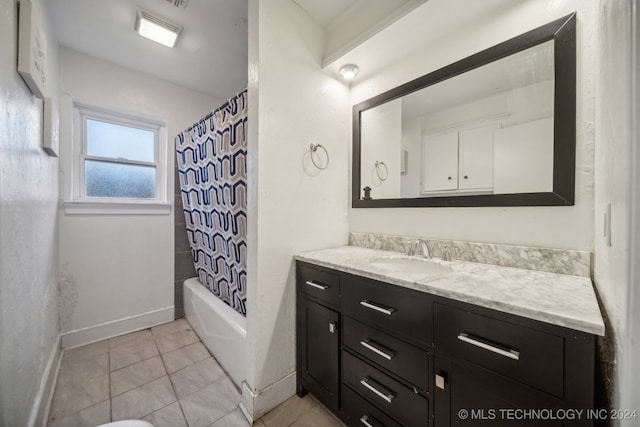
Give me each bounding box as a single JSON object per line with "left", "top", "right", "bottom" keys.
{"left": 352, "top": 13, "right": 576, "bottom": 208}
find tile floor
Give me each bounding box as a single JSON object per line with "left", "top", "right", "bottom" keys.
{"left": 47, "top": 318, "right": 345, "bottom": 427}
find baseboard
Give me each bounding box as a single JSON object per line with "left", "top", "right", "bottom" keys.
{"left": 26, "top": 334, "right": 62, "bottom": 427}
{"left": 238, "top": 391, "right": 254, "bottom": 425}
{"left": 239, "top": 371, "right": 297, "bottom": 423}
{"left": 61, "top": 306, "right": 174, "bottom": 349}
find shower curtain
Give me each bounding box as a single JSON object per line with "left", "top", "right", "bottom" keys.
{"left": 175, "top": 90, "right": 247, "bottom": 316}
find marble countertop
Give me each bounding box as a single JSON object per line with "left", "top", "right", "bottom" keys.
{"left": 295, "top": 246, "right": 605, "bottom": 336}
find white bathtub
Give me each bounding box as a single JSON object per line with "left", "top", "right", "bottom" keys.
{"left": 184, "top": 278, "right": 247, "bottom": 387}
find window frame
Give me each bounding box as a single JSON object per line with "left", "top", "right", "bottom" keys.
{"left": 67, "top": 102, "right": 170, "bottom": 214}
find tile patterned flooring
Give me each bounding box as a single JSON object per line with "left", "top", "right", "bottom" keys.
{"left": 47, "top": 319, "right": 345, "bottom": 427}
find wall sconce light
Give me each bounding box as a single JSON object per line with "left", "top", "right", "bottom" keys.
{"left": 135, "top": 10, "right": 182, "bottom": 48}
{"left": 339, "top": 64, "right": 359, "bottom": 80}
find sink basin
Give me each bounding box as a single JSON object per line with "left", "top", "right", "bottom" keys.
{"left": 370, "top": 258, "right": 453, "bottom": 275}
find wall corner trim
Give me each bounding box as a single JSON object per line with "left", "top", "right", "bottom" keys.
{"left": 240, "top": 370, "right": 296, "bottom": 423}
{"left": 239, "top": 371, "right": 297, "bottom": 423}
{"left": 27, "top": 334, "right": 62, "bottom": 427}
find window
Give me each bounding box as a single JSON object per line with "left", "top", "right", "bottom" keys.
{"left": 66, "top": 103, "right": 169, "bottom": 214}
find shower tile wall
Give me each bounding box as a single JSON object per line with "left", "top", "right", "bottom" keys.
{"left": 175, "top": 161, "right": 195, "bottom": 318}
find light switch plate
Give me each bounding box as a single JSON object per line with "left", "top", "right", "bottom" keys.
{"left": 401, "top": 149, "right": 408, "bottom": 174}
{"left": 43, "top": 97, "right": 59, "bottom": 157}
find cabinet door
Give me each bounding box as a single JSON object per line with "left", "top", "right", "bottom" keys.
{"left": 435, "top": 358, "right": 564, "bottom": 427}
{"left": 458, "top": 126, "right": 495, "bottom": 190}
{"left": 298, "top": 299, "right": 340, "bottom": 411}
{"left": 422, "top": 132, "right": 458, "bottom": 192}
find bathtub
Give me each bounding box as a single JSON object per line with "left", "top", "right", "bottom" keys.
{"left": 183, "top": 278, "right": 247, "bottom": 387}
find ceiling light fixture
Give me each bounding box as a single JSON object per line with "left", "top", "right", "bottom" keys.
{"left": 339, "top": 64, "right": 359, "bottom": 80}
{"left": 164, "top": 0, "right": 189, "bottom": 9}
{"left": 135, "top": 10, "right": 182, "bottom": 48}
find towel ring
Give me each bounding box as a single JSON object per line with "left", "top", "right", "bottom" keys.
{"left": 310, "top": 143, "right": 329, "bottom": 170}
{"left": 375, "top": 161, "right": 388, "bottom": 181}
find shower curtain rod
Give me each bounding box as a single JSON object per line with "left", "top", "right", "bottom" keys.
{"left": 186, "top": 89, "right": 248, "bottom": 132}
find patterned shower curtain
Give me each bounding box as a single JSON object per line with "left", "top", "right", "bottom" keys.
{"left": 175, "top": 91, "right": 247, "bottom": 316}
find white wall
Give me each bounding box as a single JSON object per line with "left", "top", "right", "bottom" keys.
{"left": 57, "top": 48, "right": 220, "bottom": 344}
{"left": 620, "top": 0, "right": 640, "bottom": 416}
{"left": 593, "top": 0, "right": 631, "bottom": 355}
{"left": 401, "top": 118, "right": 421, "bottom": 197}
{"left": 593, "top": 0, "right": 635, "bottom": 420}
{"left": 245, "top": 0, "right": 350, "bottom": 417}
{"left": 0, "top": 0, "right": 60, "bottom": 425}
{"left": 360, "top": 99, "right": 402, "bottom": 199}
{"left": 350, "top": 1, "right": 595, "bottom": 251}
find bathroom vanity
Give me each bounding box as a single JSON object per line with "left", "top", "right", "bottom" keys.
{"left": 297, "top": 9, "right": 594, "bottom": 427}
{"left": 295, "top": 246, "right": 604, "bottom": 427}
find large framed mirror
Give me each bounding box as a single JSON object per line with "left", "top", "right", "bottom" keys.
{"left": 352, "top": 13, "right": 576, "bottom": 208}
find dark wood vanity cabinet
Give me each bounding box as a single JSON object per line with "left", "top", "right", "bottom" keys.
{"left": 297, "top": 298, "right": 340, "bottom": 411}
{"left": 296, "top": 264, "right": 341, "bottom": 412}
{"left": 296, "top": 261, "right": 596, "bottom": 427}
{"left": 434, "top": 357, "right": 565, "bottom": 427}
{"left": 433, "top": 301, "right": 596, "bottom": 427}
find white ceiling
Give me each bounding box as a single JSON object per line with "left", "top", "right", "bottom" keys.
{"left": 323, "top": 0, "right": 529, "bottom": 82}
{"left": 47, "top": 0, "right": 249, "bottom": 100}
{"left": 47, "top": 0, "right": 426, "bottom": 101}
{"left": 293, "top": 0, "right": 427, "bottom": 67}
{"left": 292, "top": 0, "right": 358, "bottom": 28}
{"left": 47, "top": 0, "right": 524, "bottom": 102}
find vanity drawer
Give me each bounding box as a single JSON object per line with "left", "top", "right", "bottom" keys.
{"left": 342, "top": 275, "right": 433, "bottom": 347}
{"left": 342, "top": 384, "right": 403, "bottom": 427}
{"left": 298, "top": 263, "right": 340, "bottom": 306}
{"left": 434, "top": 303, "right": 564, "bottom": 398}
{"left": 343, "top": 351, "right": 429, "bottom": 427}
{"left": 343, "top": 316, "right": 430, "bottom": 392}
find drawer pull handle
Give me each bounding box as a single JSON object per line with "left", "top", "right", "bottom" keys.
{"left": 435, "top": 373, "right": 446, "bottom": 390}
{"left": 360, "top": 300, "right": 395, "bottom": 315}
{"left": 360, "top": 340, "right": 395, "bottom": 360}
{"left": 360, "top": 377, "right": 395, "bottom": 403}
{"left": 457, "top": 333, "right": 520, "bottom": 360}
{"left": 360, "top": 415, "right": 383, "bottom": 427}
{"left": 305, "top": 280, "right": 329, "bottom": 290}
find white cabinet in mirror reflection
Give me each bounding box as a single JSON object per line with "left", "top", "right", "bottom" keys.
{"left": 422, "top": 124, "right": 496, "bottom": 194}
{"left": 423, "top": 131, "right": 458, "bottom": 191}
{"left": 459, "top": 126, "right": 495, "bottom": 190}
{"left": 493, "top": 117, "right": 554, "bottom": 194}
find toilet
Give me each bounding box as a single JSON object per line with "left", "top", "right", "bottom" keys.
{"left": 97, "top": 421, "right": 153, "bottom": 427}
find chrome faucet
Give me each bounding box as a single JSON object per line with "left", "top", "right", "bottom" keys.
{"left": 407, "top": 240, "right": 418, "bottom": 256}
{"left": 407, "top": 239, "right": 431, "bottom": 259}
{"left": 441, "top": 245, "right": 451, "bottom": 261}
{"left": 419, "top": 239, "right": 431, "bottom": 259}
